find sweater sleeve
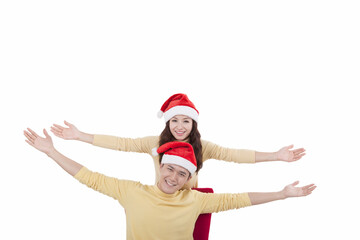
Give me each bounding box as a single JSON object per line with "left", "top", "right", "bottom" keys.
{"left": 202, "top": 140, "right": 256, "bottom": 163}
{"left": 74, "top": 167, "right": 139, "bottom": 206}
{"left": 197, "top": 192, "right": 252, "bottom": 214}
{"left": 92, "top": 135, "right": 159, "bottom": 154}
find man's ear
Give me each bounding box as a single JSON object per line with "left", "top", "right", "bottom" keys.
{"left": 186, "top": 173, "right": 192, "bottom": 182}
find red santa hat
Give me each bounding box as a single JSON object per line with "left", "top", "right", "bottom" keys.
{"left": 152, "top": 141, "right": 197, "bottom": 176}
{"left": 157, "top": 93, "right": 199, "bottom": 122}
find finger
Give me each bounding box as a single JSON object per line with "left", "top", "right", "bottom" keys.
{"left": 24, "top": 130, "right": 35, "bottom": 140}
{"left": 52, "top": 124, "right": 65, "bottom": 130}
{"left": 24, "top": 131, "right": 35, "bottom": 143}
{"left": 292, "top": 148, "right": 306, "bottom": 154}
{"left": 64, "top": 120, "right": 72, "bottom": 127}
{"left": 309, "top": 185, "right": 317, "bottom": 192}
{"left": 27, "top": 128, "right": 39, "bottom": 138}
{"left": 25, "top": 139, "right": 34, "bottom": 147}
{"left": 302, "top": 183, "right": 315, "bottom": 189}
{"left": 295, "top": 153, "right": 306, "bottom": 158}
{"left": 51, "top": 131, "right": 63, "bottom": 138}
{"left": 304, "top": 185, "right": 317, "bottom": 195}
{"left": 306, "top": 184, "right": 317, "bottom": 191}
{"left": 50, "top": 126, "right": 62, "bottom": 134}
{"left": 293, "top": 153, "right": 306, "bottom": 161}
{"left": 302, "top": 184, "right": 316, "bottom": 193}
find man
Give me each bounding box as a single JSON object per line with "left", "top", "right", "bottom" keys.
{"left": 24, "top": 128, "right": 316, "bottom": 240}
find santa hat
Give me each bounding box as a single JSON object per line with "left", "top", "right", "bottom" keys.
{"left": 157, "top": 93, "right": 199, "bottom": 122}
{"left": 152, "top": 141, "right": 197, "bottom": 176}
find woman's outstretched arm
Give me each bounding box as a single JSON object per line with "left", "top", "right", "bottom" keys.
{"left": 51, "top": 120, "right": 94, "bottom": 144}
{"left": 255, "top": 145, "right": 306, "bottom": 163}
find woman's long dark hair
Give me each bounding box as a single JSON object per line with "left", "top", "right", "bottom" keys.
{"left": 159, "top": 120, "right": 203, "bottom": 173}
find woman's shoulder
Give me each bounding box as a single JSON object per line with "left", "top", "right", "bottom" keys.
{"left": 200, "top": 139, "right": 215, "bottom": 147}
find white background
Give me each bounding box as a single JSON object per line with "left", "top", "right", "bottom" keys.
{"left": 1, "top": 1, "right": 359, "bottom": 239}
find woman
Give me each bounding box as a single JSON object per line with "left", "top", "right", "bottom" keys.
{"left": 51, "top": 93, "right": 306, "bottom": 189}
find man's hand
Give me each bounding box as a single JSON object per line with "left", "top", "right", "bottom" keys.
{"left": 281, "top": 181, "right": 317, "bottom": 198}
{"left": 24, "top": 128, "right": 55, "bottom": 155}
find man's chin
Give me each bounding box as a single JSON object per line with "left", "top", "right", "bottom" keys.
{"left": 160, "top": 183, "right": 178, "bottom": 194}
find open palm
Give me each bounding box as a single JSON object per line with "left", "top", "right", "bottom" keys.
{"left": 51, "top": 120, "right": 80, "bottom": 140}
{"left": 24, "top": 128, "right": 54, "bottom": 155}
{"left": 277, "top": 145, "right": 306, "bottom": 162}
{"left": 283, "top": 181, "right": 316, "bottom": 198}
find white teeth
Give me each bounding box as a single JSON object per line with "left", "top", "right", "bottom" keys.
{"left": 166, "top": 180, "right": 176, "bottom": 186}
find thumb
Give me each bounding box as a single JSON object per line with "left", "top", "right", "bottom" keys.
{"left": 292, "top": 181, "right": 299, "bottom": 187}
{"left": 64, "top": 120, "right": 71, "bottom": 126}
{"left": 43, "top": 128, "right": 51, "bottom": 139}
{"left": 287, "top": 144, "right": 294, "bottom": 150}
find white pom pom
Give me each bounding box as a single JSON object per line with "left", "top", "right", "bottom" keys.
{"left": 157, "top": 111, "right": 163, "bottom": 118}
{"left": 152, "top": 147, "right": 159, "bottom": 156}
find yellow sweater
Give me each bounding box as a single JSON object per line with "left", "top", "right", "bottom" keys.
{"left": 93, "top": 135, "right": 255, "bottom": 189}
{"left": 74, "top": 167, "right": 252, "bottom": 240}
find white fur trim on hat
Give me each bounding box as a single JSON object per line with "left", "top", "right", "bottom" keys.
{"left": 161, "top": 154, "right": 196, "bottom": 175}
{"left": 163, "top": 105, "right": 199, "bottom": 122}
{"left": 152, "top": 147, "right": 159, "bottom": 156}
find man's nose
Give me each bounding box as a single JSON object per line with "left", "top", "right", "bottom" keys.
{"left": 169, "top": 171, "right": 177, "bottom": 181}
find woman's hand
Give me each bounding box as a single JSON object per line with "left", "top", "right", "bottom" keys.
{"left": 276, "top": 145, "right": 306, "bottom": 162}
{"left": 51, "top": 120, "right": 80, "bottom": 140}
{"left": 24, "top": 128, "right": 55, "bottom": 155}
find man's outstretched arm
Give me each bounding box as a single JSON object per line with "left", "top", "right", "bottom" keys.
{"left": 24, "top": 128, "right": 83, "bottom": 176}
{"left": 248, "top": 181, "right": 316, "bottom": 205}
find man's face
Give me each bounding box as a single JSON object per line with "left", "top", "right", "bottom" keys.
{"left": 157, "top": 164, "right": 191, "bottom": 194}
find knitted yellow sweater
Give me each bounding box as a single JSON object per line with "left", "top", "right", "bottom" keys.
{"left": 93, "top": 135, "right": 255, "bottom": 189}
{"left": 75, "top": 167, "right": 252, "bottom": 240}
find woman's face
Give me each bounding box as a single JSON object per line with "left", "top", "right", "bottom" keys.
{"left": 169, "top": 115, "right": 193, "bottom": 141}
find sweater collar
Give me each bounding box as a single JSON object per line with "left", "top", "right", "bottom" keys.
{"left": 154, "top": 183, "right": 181, "bottom": 198}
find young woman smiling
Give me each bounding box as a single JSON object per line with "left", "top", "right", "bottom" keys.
{"left": 50, "top": 93, "right": 306, "bottom": 189}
